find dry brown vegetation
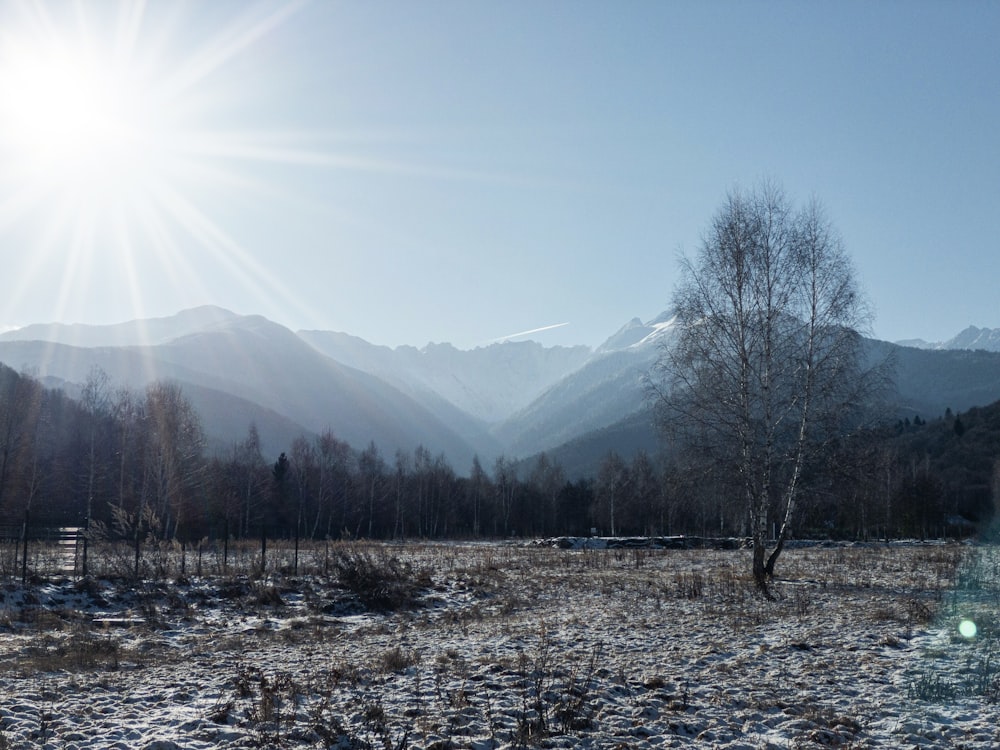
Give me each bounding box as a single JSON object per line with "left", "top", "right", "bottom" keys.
{"left": 0, "top": 540, "right": 997, "bottom": 748}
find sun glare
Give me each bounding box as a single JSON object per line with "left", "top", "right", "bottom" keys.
{"left": 0, "top": 0, "right": 316, "bottom": 329}
{"left": 3, "top": 43, "right": 122, "bottom": 159}
{"left": 0, "top": 26, "right": 150, "bottom": 216}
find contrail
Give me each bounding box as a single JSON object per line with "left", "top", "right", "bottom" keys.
{"left": 488, "top": 322, "right": 569, "bottom": 344}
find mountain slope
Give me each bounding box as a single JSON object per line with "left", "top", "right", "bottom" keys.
{"left": 150, "top": 315, "right": 492, "bottom": 464}
{"left": 0, "top": 338, "right": 312, "bottom": 459}
{"left": 520, "top": 410, "right": 661, "bottom": 481}
{"left": 298, "top": 330, "right": 590, "bottom": 424}
{"left": 519, "top": 334, "right": 1000, "bottom": 478}
{"left": 492, "top": 313, "right": 677, "bottom": 457}
{"left": 0, "top": 313, "right": 491, "bottom": 466}
{"left": 0, "top": 305, "right": 239, "bottom": 348}
{"left": 942, "top": 326, "right": 1000, "bottom": 352}
{"left": 870, "top": 341, "right": 1000, "bottom": 418}
{"left": 6, "top": 307, "right": 1000, "bottom": 479}
{"left": 894, "top": 325, "right": 1000, "bottom": 353}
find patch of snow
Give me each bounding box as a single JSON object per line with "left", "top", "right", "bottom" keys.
{"left": 0, "top": 542, "right": 996, "bottom": 748}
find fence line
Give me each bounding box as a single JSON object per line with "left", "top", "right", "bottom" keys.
{"left": 0, "top": 533, "right": 347, "bottom": 581}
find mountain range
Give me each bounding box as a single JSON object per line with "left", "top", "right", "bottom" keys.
{"left": 895, "top": 325, "right": 1000, "bottom": 353}
{"left": 2, "top": 306, "right": 1000, "bottom": 477}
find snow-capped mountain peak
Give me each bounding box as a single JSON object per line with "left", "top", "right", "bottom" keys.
{"left": 595, "top": 312, "right": 678, "bottom": 353}
{"left": 895, "top": 325, "right": 1000, "bottom": 353}
{"left": 943, "top": 325, "right": 1000, "bottom": 352}
{"left": 633, "top": 314, "right": 679, "bottom": 349}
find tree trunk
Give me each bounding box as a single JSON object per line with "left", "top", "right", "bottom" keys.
{"left": 133, "top": 529, "right": 142, "bottom": 579}
{"left": 20, "top": 507, "right": 29, "bottom": 584}
{"left": 751, "top": 493, "right": 772, "bottom": 597}
{"left": 260, "top": 522, "right": 267, "bottom": 573}
{"left": 752, "top": 536, "right": 769, "bottom": 595}
{"left": 763, "top": 534, "right": 785, "bottom": 578}
{"left": 293, "top": 496, "right": 301, "bottom": 575}
{"left": 765, "top": 498, "right": 796, "bottom": 577}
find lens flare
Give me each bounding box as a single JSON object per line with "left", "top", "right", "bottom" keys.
{"left": 958, "top": 619, "right": 977, "bottom": 638}
{"left": 0, "top": 0, "right": 319, "bottom": 331}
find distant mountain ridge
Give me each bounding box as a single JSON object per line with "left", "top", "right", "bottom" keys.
{"left": 595, "top": 311, "right": 677, "bottom": 353}
{"left": 2, "top": 308, "right": 1000, "bottom": 477}
{"left": 896, "top": 325, "right": 1000, "bottom": 353}
{"left": 0, "top": 306, "right": 240, "bottom": 348}
{"left": 0, "top": 309, "right": 493, "bottom": 466}
{"left": 297, "top": 330, "right": 590, "bottom": 424}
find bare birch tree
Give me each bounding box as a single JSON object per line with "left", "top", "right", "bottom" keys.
{"left": 652, "top": 182, "right": 880, "bottom": 593}
{"left": 593, "top": 451, "right": 630, "bottom": 536}
{"left": 142, "top": 381, "right": 205, "bottom": 540}
{"left": 80, "top": 366, "right": 112, "bottom": 574}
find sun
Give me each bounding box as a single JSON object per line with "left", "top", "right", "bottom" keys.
{"left": 0, "top": 0, "right": 315, "bottom": 329}
{"left": 2, "top": 40, "right": 125, "bottom": 165}
{"left": 0, "top": 32, "right": 144, "bottom": 210}
{"left": 0, "top": 0, "right": 172, "bottom": 203}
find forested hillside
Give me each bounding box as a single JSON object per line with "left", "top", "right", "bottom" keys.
{"left": 0, "top": 363, "right": 995, "bottom": 546}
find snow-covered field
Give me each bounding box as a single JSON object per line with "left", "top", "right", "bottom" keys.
{"left": 1, "top": 540, "right": 998, "bottom": 749}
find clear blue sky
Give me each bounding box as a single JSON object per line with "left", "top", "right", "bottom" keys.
{"left": 0, "top": 0, "right": 997, "bottom": 349}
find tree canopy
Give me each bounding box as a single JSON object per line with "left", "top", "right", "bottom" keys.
{"left": 652, "top": 181, "right": 881, "bottom": 592}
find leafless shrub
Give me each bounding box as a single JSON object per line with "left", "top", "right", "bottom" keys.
{"left": 673, "top": 571, "right": 704, "bottom": 599}
{"left": 792, "top": 586, "right": 811, "bottom": 617}
{"left": 16, "top": 629, "right": 122, "bottom": 672}
{"left": 868, "top": 603, "right": 905, "bottom": 624}
{"left": 554, "top": 641, "right": 602, "bottom": 732}
{"left": 908, "top": 671, "right": 958, "bottom": 702}
{"left": 906, "top": 598, "right": 936, "bottom": 624}
{"left": 252, "top": 584, "right": 285, "bottom": 607}
{"left": 225, "top": 665, "right": 306, "bottom": 746}
{"left": 207, "top": 694, "right": 236, "bottom": 726}
{"left": 357, "top": 693, "right": 409, "bottom": 750}
{"left": 380, "top": 646, "right": 421, "bottom": 673}
{"left": 332, "top": 547, "right": 429, "bottom": 611}
{"left": 324, "top": 660, "right": 368, "bottom": 687}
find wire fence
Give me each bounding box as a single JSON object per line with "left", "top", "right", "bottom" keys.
{"left": 0, "top": 530, "right": 353, "bottom": 582}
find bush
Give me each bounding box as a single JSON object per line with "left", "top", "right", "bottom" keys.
{"left": 332, "top": 548, "right": 427, "bottom": 610}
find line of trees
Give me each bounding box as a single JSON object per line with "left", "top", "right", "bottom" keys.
{"left": 0, "top": 362, "right": 601, "bottom": 544}
{"left": 0, "top": 358, "right": 995, "bottom": 556}
{"left": 0, "top": 364, "right": 206, "bottom": 542}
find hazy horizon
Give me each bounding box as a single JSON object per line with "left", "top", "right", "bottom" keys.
{"left": 2, "top": 302, "right": 994, "bottom": 353}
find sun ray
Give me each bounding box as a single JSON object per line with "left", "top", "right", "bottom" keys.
{"left": 110, "top": 0, "right": 146, "bottom": 69}
{"left": 5, "top": 185, "right": 88, "bottom": 317}
{"left": 148, "top": 179, "right": 307, "bottom": 320}
{"left": 51, "top": 203, "right": 97, "bottom": 325}
{"left": 109, "top": 204, "right": 150, "bottom": 340}
{"left": 155, "top": 0, "right": 306, "bottom": 108}
{"left": 0, "top": 2, "right": 302, "bottom": 325}
{"left": 127, "top": 189, "right": 210, "bottom": 313}
{"left": 0, "top": 179, "right": 48, "bottom": 232}
{"left": 0, "top": 0, "right": 480, "bottom": 334}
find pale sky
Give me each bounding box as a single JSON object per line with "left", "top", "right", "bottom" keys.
{"left": 0, "top": 0, "right": 997, "bottom": 349}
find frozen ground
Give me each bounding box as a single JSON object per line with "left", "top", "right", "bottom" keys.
{"left": 0, "top": 540, "right": 998, "bottom": 749}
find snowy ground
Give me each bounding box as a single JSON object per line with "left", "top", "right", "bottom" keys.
{"left": 0, "top": 539, "right": 998, "bottom": 749}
